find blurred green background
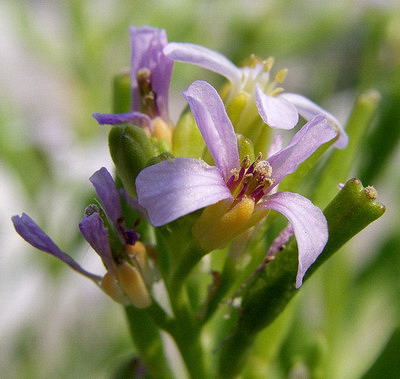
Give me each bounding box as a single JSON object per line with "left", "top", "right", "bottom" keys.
{"left": 1, "top": 0, "right": 399, "bottom": 378}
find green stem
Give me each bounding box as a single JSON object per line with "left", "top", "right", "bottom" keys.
{"left": 124, "top": 305, "right": 173, "bottom": 379}
{"left": 170, "top": 325, "right": 207, "bottom": 379}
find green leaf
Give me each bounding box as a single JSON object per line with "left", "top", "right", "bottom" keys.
{"left": 217, "top": 178, "right": 385, "bottom": 378}
{"left": 312, "top": 90, "right": 380, "bottom": 208}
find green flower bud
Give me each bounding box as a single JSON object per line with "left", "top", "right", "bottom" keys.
{"left": 109, "top": 124, "right": 154, "bottom": 196}
{"left": 237, "top": 134, "right": 255, "bottom": 162}
{"left": 172, "top": 108, "right": 205, "bottom": 158}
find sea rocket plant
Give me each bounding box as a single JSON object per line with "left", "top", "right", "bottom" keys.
{"left": 11, "top": 25, "right": 385, "bottom": 379}
{"left": 136, "top": 80, "right": 337, "bottom": 287}
{"left": 93, "top": 26, "right": 173, "bottom": 144}
{"left": 164, "top": 42, "right": 348, "bottom": 148}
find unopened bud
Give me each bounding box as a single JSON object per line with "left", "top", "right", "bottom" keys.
{"left": 117, "top": 262, "right": 151, "bottom": 309}
{"left": 109, "top": 124, "right": 154, "bottom": 196}
{"left": 126, "top": 241, "right": 154, "bottom": 286}
{"left": 226, "top": 92, "right": 249, "bottom": 126}
{"left": 237, "top": 135, "right": 255, "bottom": 163}
{"left": 100, "top": 271, "right": 128, "bottom": 305}
{"left": 152, "top": 117, "right": 173, "bottom": 145}
{"left": 172, "top": 109, "right": 205, "bottom": 158}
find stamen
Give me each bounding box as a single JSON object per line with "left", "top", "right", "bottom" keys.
{"left": 241, "top": 155, "right": 251, "bottom": 169}
{"left": 244, "top": 54, "right": 262, "bottom": 68}
{"left": 274, "top": 68, "right": 288, "bottom": 84}
{"left": 137, "top": 67, "right": 157, "bottom": 117}
{"left": 263, "top": 57, "right": 275, "bottom": 72}
{"left": 270, "top": 87, "right": 284, "bottom": 96}
{"left": 227, "top": 151, "right": 275, "bottom": 204}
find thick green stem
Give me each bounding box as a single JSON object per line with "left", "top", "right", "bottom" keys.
{"left": 124, "top": 305, "right": 173, "bottom": 379}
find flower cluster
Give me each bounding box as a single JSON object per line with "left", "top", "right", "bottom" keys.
{"left": 13, "top": 25, "right": 346, "bottom": 306}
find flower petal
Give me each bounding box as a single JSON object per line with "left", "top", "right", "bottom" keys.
{"left": 89, "top": 168, "right": 122, "bottom": 226}
{"left": 255, "top": 85, "right": 299, "bottom": 129}
{"left": 136, "top": 158, "right": 232, "bottom": 226}
{"left": 92, "top": 111, "right": 151, "bottom": 127}
{"left": 280, "top": 92, "right": 348, "bottom": 148}
{"left": 12, "top": 213, "right": 101, "bottom": 282}
{"left": 164, "top": 42, "right": 241, "bottom": 84}
{"left": 130, "top": 26, "right": 173, "bottom": 120}
{"left": 183, "top": 80, "right": 239, "bottom": 178}
{"left": 79, "top": 213, "right": 115, "bottom": 274}
{"left": 268, "top": 115, "right": 337, "bottom": 187}
{"left": 267, "top": 133, "right": 283, "bottom": 158}
{"left": 258, "top": 192, "right": 328, "bottom": 287}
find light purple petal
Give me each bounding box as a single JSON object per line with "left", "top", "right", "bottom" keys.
{"left": 255, "top": 86, "right": 299, "bottom": 129}
{"left": 12, "top": 213, "right": 101, "bottom": 282}
{"left": 92, "top": 112, "right": 151, "bottom": 127}
{"left": 136, "top": 158, "right": 232, "bottom": 226}
{"left": 89, "top": 168, "right": 122, "bottom": 226}
{"left": 79, "top": 213, "right": 115, "bottom": 274}
{"left": 267, "top": 133, "right": 283, "bottom": 159}
{"left": 280, "top": 92, "right": 348, "bottom": 148}
{"left": 258, "top": 192, "right": 328, "bottom": 287}
{"left": 183, "top": 80, "right": 239, "bottom": 179}
{"left": 268, "top": 115, "right": 337, "bottom": 187}
{"left": 164, "top": 42, "right": 241, "bottom": 84}
{"left": 130, "top": 26, "right": 172, "bottom": 120}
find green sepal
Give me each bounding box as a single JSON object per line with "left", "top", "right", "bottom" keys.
{"left": 172, "top": 108, "right": 205, "bottom": 158}
{"left": 152, "top": 137, "right": 172, "bottom": 155}
{"left": 113, "top": 70, "right": 131, "bottom": 113}
{"left": 217, "top": 178, "right": 385, "bottom": 378}
{"left": 237, "top": 134, "right": 255, "bottom": 162}
{"left": 108, "top": 124, "right": 154, "bottom": 197}
{"left": 226, "top": 91, "right": 248, "bottom": 126}
{"left": 145, "top": 152, "right": 175, "bottom": 167}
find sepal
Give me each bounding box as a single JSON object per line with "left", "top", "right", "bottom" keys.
{"left": 172, "top": 109, "right": 205, "bottom": 158}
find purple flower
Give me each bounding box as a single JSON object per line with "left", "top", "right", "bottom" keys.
{"left": 12, "top": 168, "right": 143, "bottom": 299}
{"left": 12, "top": 212, "right": 103, "bottom": 283}
{"left": 136, "top": 81, "right": 337, "bottom": 287}
{"left": 164, "top": 42, "right": 347, "bottom": 148}
{"left": 93, "top": 26, "right": 173, "bottom": 142}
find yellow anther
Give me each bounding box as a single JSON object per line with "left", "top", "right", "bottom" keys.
{"left": 116, "top": 262, "right": 151, "bottom": 309}
{"left": 230, "top": 168, "right": 240, "bottom": 181}
{"left": 263, "top": 57, "right": 275, "bottom": 72}
{"left": 137, "top": 67, "right": 151, "bottom": 81}
{"left": 270, "top": 87, "right": 284, "bottom": 96}
{"left": 274, "top": 68, "right": 288, "bottom": 84}
{"left": 243, "top": 54, "right": 262, "bottom": 68}
{"left": 100, "top": 272, "right": 127, "bottom": 305}
{"left": 255, "top": 152, "right": 263, "bottom": 163}
{"left": 254, "top": 160, "right": 273, "bottom": 178}
{"left": 241, "top": 155, "right": 251, "bottom": 169}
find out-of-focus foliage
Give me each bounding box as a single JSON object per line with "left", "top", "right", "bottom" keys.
{"left": 1, "top": 0, "right": 399, "bottom": 378}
